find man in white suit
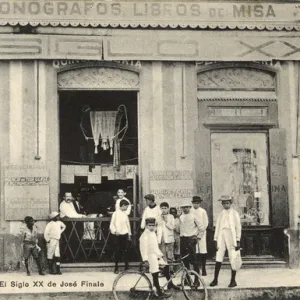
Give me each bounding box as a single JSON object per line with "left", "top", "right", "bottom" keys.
{"left": 210, "top": 195, "right": 241, "bottom": 288}
{"left": 191, "top": 196, "right": 208, "bottom": 276}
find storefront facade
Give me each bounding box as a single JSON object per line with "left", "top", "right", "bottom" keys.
{"left": 0, "top": 0, "right": 300, "bottom": 268}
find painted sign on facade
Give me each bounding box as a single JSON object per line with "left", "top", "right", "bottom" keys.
{"left": 0, "top": 1, "right": 297, "bottom": 28}
{"left": 149, "top": 170, "right": 194, "bottom": 207}
{"left": 4, "top": 165, "right": 50, "bottom": 220}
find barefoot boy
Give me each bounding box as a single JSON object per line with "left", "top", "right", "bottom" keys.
{"left": 21, "top": 216, "right": 45, "bottom": 276}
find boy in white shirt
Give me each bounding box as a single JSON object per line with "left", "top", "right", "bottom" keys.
{"left": 170, "top": 207, "right": 181, "bottom": 261}
{"left": 44, "top": 211, "right": 66, "bottom": 275}
{"left": 157, "top": 202, "right": 179, "bottom": 283}
{"left": 140, "top": 194, "right": 161, "bottom": 230}
{"left": 115, "top": 188, "right": 132, "bottom": 216}
{"left": 179, "top": 203, "right": 205, "bottom": 286}
{"left": 110, "top": 199, "right": 132, "bottom": 273}
{"left": 140, "top": 218, "right": 173, "bottom": 298}
{"left": 210, "top": 195, "right": 241, "bottom": 288}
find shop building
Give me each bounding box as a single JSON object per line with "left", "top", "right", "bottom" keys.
{"left": 0, "top": 0, "right": 299, "bottom": 268}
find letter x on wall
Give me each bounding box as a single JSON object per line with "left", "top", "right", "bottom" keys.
{"left": 238, "top": 40, "right": 300, "bottom": 58}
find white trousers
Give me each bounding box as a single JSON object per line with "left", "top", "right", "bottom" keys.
{"left": 47, "top": 239, "right": 60, "bottom": 259}
{"left": 196, "top": 231, "right": 207, "bottom": 254}
{"left": 216, "top": 229, "right": 235, "bottom": 262}
{"left": 148, "top": 254, "right": 167, "bottom": 274}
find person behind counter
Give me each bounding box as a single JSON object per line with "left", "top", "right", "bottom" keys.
{"left": 59, "top": 192, "right": 86, "bottom": 218}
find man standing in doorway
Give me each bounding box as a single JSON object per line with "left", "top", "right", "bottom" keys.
{"left": 191, "top": 196, "right": 208, "bottom": 276}
{"left": 210, "top": 195, "right": 242, "bottom": 288}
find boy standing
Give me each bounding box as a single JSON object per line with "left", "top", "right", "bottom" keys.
{"left": 157, "top": 202, "right": 178, "bottom": 279}
{"left": 110, "top": 199, "right": 132, "bottom": 274}
{"left": 140, "top": 194, "right": 161, "bottom": 230}
{"left": 140, "top": 218, "right": 176, "bottom": 298}
{"left": 190, "top": 196, "right": 209, "bottom": 276}
{"left": 44, "top": 211, "right": 66, "bottom": 275}
{"left": 179, "top": 203, "right": 205, "bottom": 285}
{"left": 169, "top": 207, "right": 180, "bottom": 260}
{"left": 210, "top": 195, "right": 242, "bottom": 288}
{"left": 21, "top": 216, "right": 45, "bottom": 276}
{"left": 115, "top": 188, "right": 132, "bottom": 216}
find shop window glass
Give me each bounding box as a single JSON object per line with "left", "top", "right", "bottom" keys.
{"left": 211, "top": 133, "right": 270, "bottom": 226}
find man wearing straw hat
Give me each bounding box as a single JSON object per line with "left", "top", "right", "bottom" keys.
{"left": 179, "top": 202, "right": 205, "bottom": 286}
{"left": 210, "top": 195, "right": 241, "bottom": 288}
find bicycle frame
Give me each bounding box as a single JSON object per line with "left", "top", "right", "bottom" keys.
{"left": 112, "top": 253, "right": 208, "bottom": 300}
{"left": 137, "top": 253, "right": 191, "bottom": 291}
{"left": 160, "top": 259, "right": 189, "bottom": 289}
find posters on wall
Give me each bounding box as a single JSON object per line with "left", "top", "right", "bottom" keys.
{"left": 211, "top": 133, "right": 270, "bottom": 226}
{"left": 149, "top": 170, "right": 194, "bottom": 208}
{"left": 4, "top": 165, "right": 50, "bottom": 220}
{"left": 87, "top": 166, "right": 102, "bottom": 184}
{"left": 61, "top": 164, "right": 137, "bottom": 183}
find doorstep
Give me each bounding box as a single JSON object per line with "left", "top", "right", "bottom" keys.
{"left": 61, "top": 257, "right": 287, "bottom": 272}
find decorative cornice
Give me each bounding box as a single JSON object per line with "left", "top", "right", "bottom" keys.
{"left": 2, "top": 21, "right": 300, "bottom": 31}
{"left": 199, "top": 98, "right": 277, "bottom": 102}
{"left": 1, "top": 1, "right": 300, "bottom": 31}
{"left": 203, "top": 122, "right": 277, "bottom": 129}
{"left": 197, "top": 67, "right": 275, "bottom": 90}
{"left": 58, "top": 67, "right": 140, "bottom": 90}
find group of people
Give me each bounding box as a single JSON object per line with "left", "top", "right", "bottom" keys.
{"left": 20, "top": 189, "right": 242, "bottom": 298}
{"left": 20, "top": 188, "right": 131, "bottom": 275}
{"left": 111, "top": 192, "right": 242, "bottom": 298}
{"left": 20, "top": 212, "right": 66, "bottom": 276}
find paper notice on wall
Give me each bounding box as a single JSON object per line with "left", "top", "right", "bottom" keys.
{"left": 88, "top": 175, "right": 102, "bottom": 184}
{"left": 4, "top": 165, "right": 50, "bottom": 220}
{"left": 149, "top": 170, "right": 194, "bottom": 207}
{"left": 102, "top": 166, "right": 115, "bottom": 180}
{"left": 88, "top": 165, "right": 101, "bottom": 175}
{"left": 74, "top": 165, "right": 88, "bottom": 176}
{"left": 115, "top": 166, "right": 126, "bottom": 180}
{"left": 126, "top": 165, "right": 138, "bottom": 179}
{"left": 61, "top": 165, "right": 75, "bottom": 174}
{"left": 61, "top": 173, "right": 75, "bottom": 184}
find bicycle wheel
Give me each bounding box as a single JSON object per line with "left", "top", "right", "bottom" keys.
{"left": 181, "top": 270, "right": 208, "bottom": 300}
{"left": 112, "top": 270, "right": 153, "bottom": 300}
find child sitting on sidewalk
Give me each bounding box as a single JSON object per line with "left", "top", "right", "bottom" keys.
{"left": 110, "top": 199, "right": 132, "bottom": 274}
{"left": 44, "top": 211, "right": 66, "bottom": 275}
{"left": 140, "top": 217, "right": 178, "bottom": 299}
{"left": 21, "top": 216, "right": 45, "bottom": 276}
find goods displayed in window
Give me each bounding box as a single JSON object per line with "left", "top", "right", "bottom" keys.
{"left": 211, "top": 133, "right": 270, "bottom": 226}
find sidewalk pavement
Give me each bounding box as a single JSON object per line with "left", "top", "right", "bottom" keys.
{"left": 0, "top": 267, "right": 298, "bottom": 299}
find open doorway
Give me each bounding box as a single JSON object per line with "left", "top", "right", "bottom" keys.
{"left": 59, "top": 90, "right": 138, "bottom": 218}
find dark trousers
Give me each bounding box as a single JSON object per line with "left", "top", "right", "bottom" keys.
{"left": 180, "top": 236, "right": 200, "bottom": 274}
{"left": 113, "top": 234, "right": 130, "bottom": 266}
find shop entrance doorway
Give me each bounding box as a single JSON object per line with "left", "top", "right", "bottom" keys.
{"left": 59, "top": 90, "right": 139, "bottom": 263}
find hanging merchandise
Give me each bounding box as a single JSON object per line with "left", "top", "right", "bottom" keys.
{"left": 80, "top": 105, "right": 128, "bottom": 168}
{"left": 90, "top": 111, "right": 118, "bottom": 154}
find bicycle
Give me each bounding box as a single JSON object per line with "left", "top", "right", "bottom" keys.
{"left": 112, "top": 254, "right": 208, "bottom": 300}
